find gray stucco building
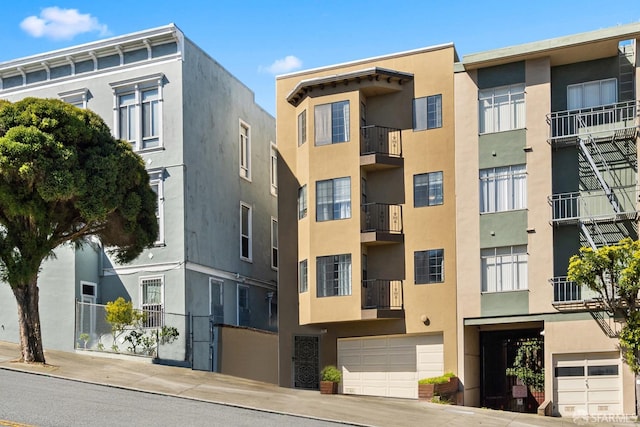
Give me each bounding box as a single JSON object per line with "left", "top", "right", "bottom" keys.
{"left": 0, "top": 24, "right": 277, "bottom": 371}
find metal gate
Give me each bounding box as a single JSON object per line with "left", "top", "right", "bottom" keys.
{"left": 191, "top": 314, "right": 215, "bottom": 371}
{"left": 293, "top": 335, "right": 320, "bottom": 389}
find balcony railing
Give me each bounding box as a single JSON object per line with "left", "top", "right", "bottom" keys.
{"left": 361, "top": 203, "right": 403, "bottom": 233}
{"left": 551, "top": 276, "right": 600, "bottom": 303}
{"left": 362, "top": 279, "right": 403, "bottom": 310}
{"left": 360, "top": 125, "right": 402, "bottom": 157}
{"left": 548, "top": 187, "right": 637, "bottom": 223}
{"left": 547, "top": 101, "right": 638, "bottom": 144}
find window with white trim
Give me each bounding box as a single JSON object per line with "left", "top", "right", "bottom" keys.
{"left": 414, "top": 171, "right": 443, "bottom": 207}
{"left": 413, "top": 94, "right": 442, "bottom": 130}
{"left": 298, "top": 109, "right": 307, "bottom": 146}
{"left": 315, "top": 100, "right": 350, "bottom": 145}
{"left": 317, "top": 254, "right": 351, "bottom": 297}
{"left": 415, "top": 249, "right": 444, "bottom": 284}
{"left": 209, "top": 278, "right": 224, "bottom": 324}
{"left": 271, "top": 218, "right": 278, "bottom": 270}
{"left": 148, "top": 169, "right": 164, "bottom": 244}
{"left": 239, "top": 121, "right": 251, "bottom": 180}
{"left": 567, "top": 78, "right": 617, "bottom": 110}
{"left": 140, "top": 276, "right": 163, "bottom": 328}
{"left": 481, "top": 245, "right": 528, "bottom": 292}
{"left": 270, "top": 143, "right": 278, "bottom": 196}
{"left": 479, "top": 83, "right": 525, "bottom": 133}
{"left": 59, "top": 88, "right": 89, "bottom": 109}
{"left": 298, "top": 185, "right": 307, "bottom": 219}
{"left": 299, "top": 259, "right": 308, "bottom": 293}
{"left": 316, "top": 177, "right": 351, "bottom": 221}
{"left": 111, "top": 74, "right": 163, "bottom": 151}
{"left": 480, "top": 165, "right": 526, "bottom": 213}
{"left": 240, "top": 202, "right": 252, "bottom": 261}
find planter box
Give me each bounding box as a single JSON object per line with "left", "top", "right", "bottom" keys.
{"left": 419, "top": 377, "right": 459, "bottom": 401}
{"left": 320, "top": 381, "right": 338, "bottom": 394}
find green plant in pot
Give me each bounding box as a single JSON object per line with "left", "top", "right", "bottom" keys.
{"left": 320, "top": 365, "right": 342, "bottom": 394}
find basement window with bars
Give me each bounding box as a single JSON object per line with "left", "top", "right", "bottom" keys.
{"left": 141, "top": 277, "right": 163, "bottom": 328}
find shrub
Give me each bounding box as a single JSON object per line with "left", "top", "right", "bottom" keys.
{"left": 321, "top": 365, "right": 342, "bottom": 383}
{"left": 418, "top": 371, "right": 456, "bottom": 385}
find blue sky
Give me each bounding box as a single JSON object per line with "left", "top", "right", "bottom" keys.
{"left": 1, "top": 2, "right": 639, "bottom": 115}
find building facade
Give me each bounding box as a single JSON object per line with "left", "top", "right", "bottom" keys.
{"left": 456, "top": 24, "right": 640, "bottom": 416}
{"left": 0, "top": 24, "right": 278, "bottom": 371}
{"left": 276, "top": 46, "right": 459, "bottom": 398}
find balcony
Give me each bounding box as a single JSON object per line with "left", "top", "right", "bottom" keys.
{"left": 361, "top": 279, "right": 404, "bottom": 319}
{"left": 547, "top": 101, "right": 638, "bottom": 147}
{"left": 549, "top": 188, "right": 638, "bottom": 225}
{"left": 360, "top": 125, "right": 403, "bottom": 171}
{"left": 361, "top": 203, "right": 403, "bottom": 245}
{"left": 551, "top": 276, "right": 604, "bottom": 311}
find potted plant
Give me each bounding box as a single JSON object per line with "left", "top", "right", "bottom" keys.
{"left": 320, "top": 365, "right": 342, "bottom": 394}
{"left": 418, "top": 372, "right": 458, "bottom": 401}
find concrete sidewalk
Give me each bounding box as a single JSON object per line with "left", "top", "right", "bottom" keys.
{"left": 0, "top": 341, "right": 617, "bottom": 426}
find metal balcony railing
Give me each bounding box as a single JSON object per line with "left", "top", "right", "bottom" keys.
{"left": 362, "top": 279, "right": 404, "bottom": 310}
{"left": 547, "top": 101, "right": 638, "bottom": 144}
{"left": 548, "top": 187, "right": 637, "bottom": 223}
{"left": 360, "top": 125, "right": 402, "bottom": 157}
{"left": 551, "top": 276, "right": 601, "bottom": 303}
{"left": 361, "top": 203, "right": 403, "bottom": 233}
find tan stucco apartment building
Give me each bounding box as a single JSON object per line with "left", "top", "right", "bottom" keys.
{"left": 277, "top": 23, "right": 640, "bottom": 418}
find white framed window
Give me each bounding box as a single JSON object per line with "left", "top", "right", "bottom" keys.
{"left": 237, "top": 284, "right": 250, "bottom": 326}
{"left": 316, "top": 177, "right": 351, "bottom": 221}
{"left": 270, "top": 142, "right": 278, "bottom": 196}
{"left": 480, "top": 165, "right": 527, "bottom": 213}
{"left": 414, "top": 249, "right": 444, "bottom": 284}
{"left": 111, "top": 74, "right": 163, "bottom": 151}
{"left": 298, "top": 109, "right": 307, "bottom": 146}
{"left": 413, "top": 94, "right": 442, "bottom": 130}
{"left": 298, "top": 185, "right": 307, "bottom": 219}
{"left": 414, "top": 171, "right": 443, "bottom": 207}
{"left": 315, "top": 100, "right": 350, "bottom": 145}
{"left": 140, "top": 276, "right": 164, "bottom": 328}
{"left": 299, "top": 259, "right": 308, "bottom": 293}
{"left": 481, "top": 245, "right": 528, "bottom": 292}
{"left": 317, "top": 254, "right": 352, "bottom": 297}
{"left": 79, "top": 281, "right": 97, "bottom": 340}
{"left": 209, "top": 278, "right": 224, "bottom": 324}
{"left": 479, "top": 83, "right": 525, "bottom": 134}
{"left": 240, "top": 202, "right": 252, "bottom": 261}
{"left": 567, "top": 78, "right": 617, "bottom": 110}
{"left": 59, "top": 88, "right": 89, "bottom": 109}
{"left": 239, "top": 120, "right": 251, "bottom": 180}
{"left": 271, "top": 217, "right": 278, "bottom": 270}
{"left": 148, "top": 169, "right": 165, "bottom": 244}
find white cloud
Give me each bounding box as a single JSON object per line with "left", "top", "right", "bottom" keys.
{"left": 260, "top": 55, "right": 302, "bottom": 75}
{"left": 20, "top": 7, "right": 109, "bottom": 41}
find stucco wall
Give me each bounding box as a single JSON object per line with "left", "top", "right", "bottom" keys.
{"left": 216, "top": 325, "right": 278, "bottom": 384}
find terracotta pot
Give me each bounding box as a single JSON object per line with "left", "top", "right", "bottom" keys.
{"left": 320, "top": 380, "right": 338, "bottom": 394}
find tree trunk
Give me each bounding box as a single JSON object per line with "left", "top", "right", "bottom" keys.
{"left": 12, "top": 279, "right": 45, "bottom": 363}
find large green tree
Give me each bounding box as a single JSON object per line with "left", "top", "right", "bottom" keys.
{"left": 0, "top": 98, "right": 158, "bottom": 363}
{"left": 567, "top": 238, "right": 640, "bottom": 413}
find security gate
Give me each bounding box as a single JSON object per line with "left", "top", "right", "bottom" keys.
{"left": 293, "top": 335, "right": 319, "bottom": 389}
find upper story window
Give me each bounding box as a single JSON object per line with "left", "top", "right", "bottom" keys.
{"left": 111, "top": 74, "right": 163, "bottom": 151}
{"left": 298, "top": 109, "right": 307, "bottom": 146}
{"left": 414, "top": 171, "right": 443, "bottom": 207}
{"left": 317, "top": 254, "right": 352, "bottom": 297}
{"left": 270, "top": 143, "right": 278, "bottom": 196}
{"left": 140, "top": 276, "right": 163, "bottom": 328}
{"left": 479, "top": 83, "right": 524, "bottom": 134}
{"left": 271, "top": 217, "right": 278, "bottom": 270}
{"left": 299, "top": 259, "right": 308, "bottom": 293}
{"left": 481, "top": 245, "right": 528, "bottom": 292}
{"left": 239, "top": 121, "right": 251, "bottom": 180}
{"left": 413, "top": 94, "right": 442, "bottom": 130}
{"left": 298, "top": 184, "right": 308, "bottom": 219}
{"left": 240, "top": 202, "right": 252, "bottom": 261}
{"left": 148, "top": 169, "right": 165, "bottom": 245}
{"left": 567, "top": 78, "right": 617, "bottom": 110}
{"left": 480, "top": 165, "right": 526, "bottom": 213}
{"left": 59, "top": 88, "right": 88, "bottom": 109}
{"left": 316, "top": 177, "right": 351, "bottom": 221}
{"left": 415, "top": 249, "right": 444, "bottom": 284}
{"left": 315, "top": 100, "right": 350, "bottom": 145}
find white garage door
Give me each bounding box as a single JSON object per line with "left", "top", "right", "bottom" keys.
{"left": 337, "top": 334, "right": 443, "bottom": 399}
{"left": 554, "top": 352, "right": 622, "bottom": 417}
